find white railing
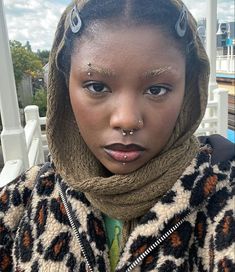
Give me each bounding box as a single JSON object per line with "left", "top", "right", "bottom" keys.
{"left": 216, "top": 55, "right": 235, "bottom": 73}
{"left": 195, "top": 88, "right": 228, "bottom": 138}
{"left": 0, "top": 105, "right": 46, "bottom": 187}
{"left": 24, "top": 106, "right": 45, "bottom": 167}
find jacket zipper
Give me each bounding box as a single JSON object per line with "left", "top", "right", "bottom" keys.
{"left": 124, "top": 212, "right": 190, "bottom": 272}
{"left": 58, "top": 178, "right": 190, "bottom": 272}
{"left": 57, "top": 180, "right": 94, "bottom": 272}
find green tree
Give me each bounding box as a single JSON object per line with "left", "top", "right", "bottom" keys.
{"left": 10, "top": 40, "right": 43, "bottom": 87}
{"left": 36, "top": 49, "right": 50, "bottom": 66}
{"left": 32, "top": 87, "right": 47, "bottom": 116}
{"left": 25, "top": 40, "right": 32, "bottom": 52}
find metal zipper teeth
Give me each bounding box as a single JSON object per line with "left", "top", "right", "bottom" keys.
{"left": 57, "top": 180, "right": 94, "bottom": 272}
{"left": 125, "top": 213, "right": 190, "bottom": 272}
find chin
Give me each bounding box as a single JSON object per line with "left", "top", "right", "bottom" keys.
{"left": 105, "top": 163, "right": 142, "bottom": 175}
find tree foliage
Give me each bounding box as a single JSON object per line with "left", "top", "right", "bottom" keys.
{"left": 32, "top": 87, "right": 47, "bottom": 116}
{"left": 36, "top": 49, "right": 50, "bottom": 66}
{"left": 10, "top": 40, "right": 43, "bottom": 87}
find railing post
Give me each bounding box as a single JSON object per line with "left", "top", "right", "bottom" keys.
{"left": 227, "top": 58, "right": 231, "bottom": 73}
{"left": 213, "top": 88, "right": 228, "bottom": 138}
{"left": 24, "top": 105, "right": 45, "bottom": 165}
{"left": 216, "top": 56, "right": 221, "bottom": 71}
{"left": 0, "top": 0, "right": 29, "bottom": 170}
{"left": 206, "top": 0, "right": 218, "bottom": 100}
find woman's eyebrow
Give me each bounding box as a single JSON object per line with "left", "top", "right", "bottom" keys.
{"left": 85, "top": 65, "right": 116, "bottom": 78}
{"left": 143, "top": 66, "right": 172, "bottom": 79}
{"left": 82, "top": 65, "right": 175, "bottom": 79}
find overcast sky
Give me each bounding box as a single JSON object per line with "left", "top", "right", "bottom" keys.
{"left": 3, "top": 0, "right": 235, "bottom": 51}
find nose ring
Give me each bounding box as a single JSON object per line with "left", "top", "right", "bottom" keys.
{"left": 122, "top": 129, "right": 134, "bottom": 136}
{"left": 138, "top": 120, "right": 143, "bottom": 128}
{"left": 121, "top": 120, "right": 143, "bottom": 136}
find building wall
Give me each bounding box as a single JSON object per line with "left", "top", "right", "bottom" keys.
{"left": 17, "top": 75, "right": 33, "bottom": 108}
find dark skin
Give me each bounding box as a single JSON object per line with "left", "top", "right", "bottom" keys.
{"left": 69, "top": 22, "right": 186, "bottom": 175}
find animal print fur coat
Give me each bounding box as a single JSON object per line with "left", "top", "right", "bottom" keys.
{"left": 0, "top": 136, "right": 234, "bottom": 272}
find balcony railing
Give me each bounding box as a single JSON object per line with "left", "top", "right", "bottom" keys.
{"left": 195, "top": 88, "right": 228, "bottom": 137}
{"left": 216, "top": 55, "right": 235, "bottom": 73}
{"left": 0, "top": 106, "right": 46, "bottom": 187}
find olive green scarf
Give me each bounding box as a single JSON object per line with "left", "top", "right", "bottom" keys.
{"left": 47, "top": 1, "right": 209, "bottom": 221}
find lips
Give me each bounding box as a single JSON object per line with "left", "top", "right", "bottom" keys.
{"left": 104, "top": 143, "right": 145, "bottom": 163}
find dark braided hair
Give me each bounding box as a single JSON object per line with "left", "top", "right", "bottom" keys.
{"left": 56, "top": 0, "right": 203, "bottom": 88}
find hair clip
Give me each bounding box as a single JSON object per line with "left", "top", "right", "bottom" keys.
{"left": 175, "top": 5, "right": 188, "bottom": 38}
{"left": 70, "top": 5, "right": 82, "bottom": 33}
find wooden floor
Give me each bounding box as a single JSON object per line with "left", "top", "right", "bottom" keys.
{"left": 218, "top": 83, "right": 235, "bottom": 96}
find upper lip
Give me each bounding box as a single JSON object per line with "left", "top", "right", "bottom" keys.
{"left": 104, "top": 143, "right": 145, "bottom": 151}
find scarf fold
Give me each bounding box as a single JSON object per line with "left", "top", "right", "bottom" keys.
{"left": 56, "top": 136, "right": 199, "bottom": 220}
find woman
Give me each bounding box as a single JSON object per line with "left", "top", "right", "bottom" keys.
{"left": 0, "top": 0, "right": 234, "bottom": 271}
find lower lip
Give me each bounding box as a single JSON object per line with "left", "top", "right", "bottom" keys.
{"left": 104, "top": 149, "right": 142, "bottom": 162}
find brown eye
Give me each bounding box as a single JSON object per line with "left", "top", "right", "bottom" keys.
{"left": 146, "top": 85, "right": 171, "bottom": 96}
{"left": 85, "top": 82, "right": 109, "bottom": 93}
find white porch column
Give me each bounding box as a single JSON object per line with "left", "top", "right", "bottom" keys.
{"left": 206, "top": 0, "right": 218, "bottom": 100}
{"left": 0, "top": 0, "right": 29, "bottom": 169}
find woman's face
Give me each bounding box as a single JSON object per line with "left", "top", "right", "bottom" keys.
{"left": 69, "top": 23, "right": 186, "bottom": 174}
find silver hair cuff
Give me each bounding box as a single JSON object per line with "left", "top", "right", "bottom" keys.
{"left": 70, "top": 5, "right": 82, "bottom": 33}
{"left": 175, "top": 5, "right": 188, "bottom": 38}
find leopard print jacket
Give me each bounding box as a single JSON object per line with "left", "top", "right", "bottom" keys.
{"left": 0, "top": 143, "right": 234, "bottom": 271}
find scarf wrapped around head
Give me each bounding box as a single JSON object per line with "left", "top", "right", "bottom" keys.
{"left": 47, "top": 0, "right": 210, "bottom": 220}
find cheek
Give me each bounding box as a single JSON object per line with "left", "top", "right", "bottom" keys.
{"left": 151, "top": 94, "right": 184, "bottom": 136}
{"left": 69, "top": 89, "right": 104, "bottom": 135}
{"left": 69, "top": 87, "right": 89, "bottom": 129}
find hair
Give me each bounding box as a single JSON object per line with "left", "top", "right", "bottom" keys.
{"left": 55, "top": 0, "right": 206, "bottom": 88}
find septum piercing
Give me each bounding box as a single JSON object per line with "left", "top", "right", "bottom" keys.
{"left": 122, "top": 119, "right": 143, "bottom": 136}
{"left": 122, "top": 129, "right": 134, "bottom": 136}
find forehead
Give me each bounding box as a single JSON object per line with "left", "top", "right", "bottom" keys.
{"left": 72, "top": 22, "right": 185, "bottom": 72}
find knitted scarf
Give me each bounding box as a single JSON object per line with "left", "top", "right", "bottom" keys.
{"left": 47, "top": 1, "right": 209, "bottom": 221}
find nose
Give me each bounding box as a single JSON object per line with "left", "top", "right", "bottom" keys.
{"left": 109, "top": 94, "right": 144, "bottom": 132}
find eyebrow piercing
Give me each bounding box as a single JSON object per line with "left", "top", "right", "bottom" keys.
{"left": 87, "top": 63, "right": 92, "bottom": 76}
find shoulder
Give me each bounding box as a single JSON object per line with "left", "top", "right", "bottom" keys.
{"left": 198, "top": 134, "right": 235, "bottom": 165}
{"left": 0, "top": 163, "right": 54, "bottom": 229}
{"left": 0, "top": 165, "right": 41, "bottom": 210}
